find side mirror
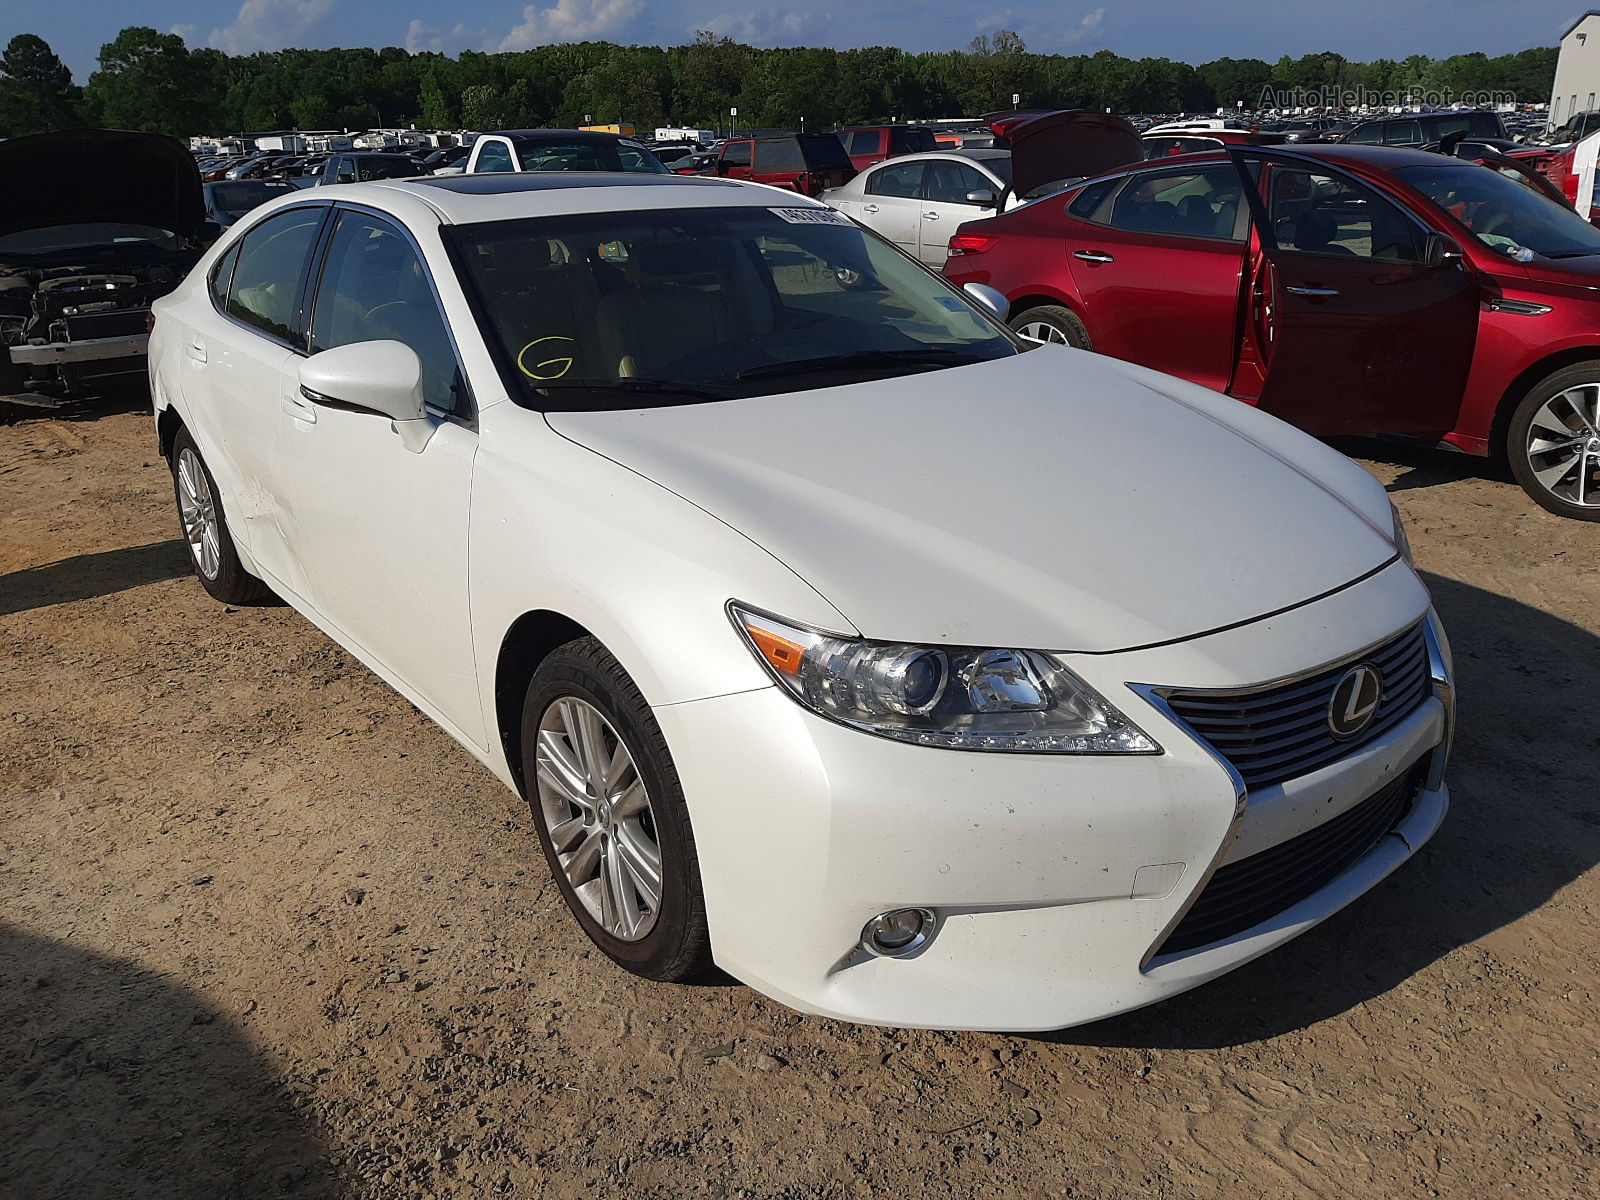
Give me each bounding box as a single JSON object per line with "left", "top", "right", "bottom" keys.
{"left": 298, "top": 341, "right": 434, "bottom": 452}
{"left": 962, "top": 282, "right": 1009, "bottom": 322}
{"left": 965, "top": 189, "right": 997, "bottom": 208}
{"left": 1422, "top": 231, "right": 1465, "bottom": 269}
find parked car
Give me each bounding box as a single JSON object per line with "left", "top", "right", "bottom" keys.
{"left": 712, "top": 133, "right": 855, "bottom": 197}
{"left": 943, "top": 142, "right": 1600, "bottom": 519}
{"left": 310, "top": 152, "right": 425, "bottom": 186}
{"left": 464, "top": 129, "right": 667, "bottom": 175}
{"left": 1340, "top": 111, "right": 1506, "bottom": 148}
{"left": 838, "top": 125, "right": 940, "bottom": 172}
{"left": 148, "top": 172, "right": 1451, "bottom": 1031}
{"left": 1, "top": 128, "right": 213, "bottom": 401}
{"left": 1143, "top": 129, "right": 1289, "bottom": 158}
{"left": 664, "top": 150, "right": 718, "bottom": 175}
{"left": 203, "top": 179, "right": 298, "bottom": 228}
{"left": 825, "top": 150, "right": 1019, "bottom": 266}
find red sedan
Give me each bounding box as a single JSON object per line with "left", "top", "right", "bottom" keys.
{"left": 943, "top": 144, "right": 1600, "bottom": 520}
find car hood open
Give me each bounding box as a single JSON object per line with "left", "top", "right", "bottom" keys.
{"left": 0, "top": 129, "right": 207, "bottom": 239}
{"left": 981, "top": 110, "right": 1143, "bottom": 198}
{"left": 546, "top": 350, "right": 1399, "bottom": 653}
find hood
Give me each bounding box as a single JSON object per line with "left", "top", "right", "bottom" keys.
{"left": 546, "top": 350, "right": 1398, "bottom": 653}
{"left": 981, "top": 110, "right": 1142, "bottom": 198}
{"left": 0, "top": 129, "right": 206, "bottom": 240}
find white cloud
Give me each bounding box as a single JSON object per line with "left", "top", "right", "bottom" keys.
{"left": 497, "top": 0, "right": 644, "bottom": 51}
{"left": 405, "top": 18, "right": 483, "bottom": 53}
{"left": 700, "top": 10, "right": 829, "bottom": 45}
{"left": 203, "top": 0, "right": 338, "bottom": 55}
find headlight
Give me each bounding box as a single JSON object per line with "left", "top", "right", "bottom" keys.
{"left": 729, "top": 603, "right": 1159, "bottom": 754}
{"left": 1390, "top": 500, "right": 1414, "bottom": 566}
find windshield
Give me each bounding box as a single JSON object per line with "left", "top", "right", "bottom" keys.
{"left": 0, "top": 223, "right": 178, "bottom": 257}
{"left": 515, "top": 140, "right": 667, "bottom": 174}
{"left": 209, "top": 180, "right": 295, "bottom": 215}
{"left": 449, "top": 205, "right": 1016, "bottom": 410}
{"left": 1396, "top": 163, "right": 1600, "bottom": 260}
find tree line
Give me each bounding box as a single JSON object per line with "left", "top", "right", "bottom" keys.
{"left": 0, "top": 27, "right": 1559, "bottom": 140}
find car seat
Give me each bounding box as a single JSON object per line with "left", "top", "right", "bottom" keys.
{"left": 1293, "top": 209, "right": 1353, "bottom": 256}
{"left": 594, "top": 242, "right": 741, "bottom": 378}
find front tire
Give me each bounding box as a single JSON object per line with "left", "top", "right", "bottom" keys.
{"left": 1507, "top": 361, "right": 1600, "bottom": 521}
{"left": 520, "top": 638, "right": 712, "bottom": 982}
{"left": 1008, "top": 303, "right": 1092, "bottom": 349}
{"left": 169, "top": 428, "right": 270, "bottom": 602}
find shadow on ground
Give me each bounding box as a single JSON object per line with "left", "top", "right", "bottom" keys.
{"left": 1050, "top": 571, "right": 1599, "bottom": 1049}
{"left": 0, "top": 923, "right": 342, "bottom": 1199}
{"left": 1329, "top": 435, "right": 1516, "bottom": 494}
{"left": 0, "top": 542, "right": 193, "bottom": 617}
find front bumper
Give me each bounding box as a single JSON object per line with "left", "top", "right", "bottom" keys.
{"left": 9, "top": 332, "right": 150, "bottom": 366}
{"left": 655, "top": 561, "right": 1452, "bottom": 1031}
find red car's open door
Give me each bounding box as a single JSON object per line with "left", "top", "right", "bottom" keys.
{"left": 1227, "top": 147, "right": 1479, "bottom": 439}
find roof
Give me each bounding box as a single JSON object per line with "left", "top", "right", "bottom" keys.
{"left": 361, "top": 172, "right": 809, "bottom": 225}
{"left": 488, "top": 129, "right": 642, "bottom": 144}
{"left": 1562, "top": 10, "right": 1600, "bottom": 39}
{"left": 1115, "top": 143, "right": 1450, "bottom": 174}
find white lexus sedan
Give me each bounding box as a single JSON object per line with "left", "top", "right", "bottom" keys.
{"left": 149, "top": 173, "right": 1453, "bottom": 1032}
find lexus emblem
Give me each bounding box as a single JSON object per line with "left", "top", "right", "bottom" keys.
{"left": 1328, "top": 665, "right": 1383, "bottom": 739}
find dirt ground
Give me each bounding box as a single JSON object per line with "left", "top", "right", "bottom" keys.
{"left": 1, "top": 394, "right": 1596, "bottom": 1200}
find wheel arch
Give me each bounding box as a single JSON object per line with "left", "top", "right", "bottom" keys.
{"left": 1490, "top": 348, "right": 1600, "bottom": 460}
{"left": 156, "top": 402, "right": 185, "bottom": 462}
{"left": 493, "top": 609, "right": 596, "bottom": 797}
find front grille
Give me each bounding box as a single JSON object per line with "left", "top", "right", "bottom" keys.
{"left": 1156, "top": 760, "right": 1425, "bottom": 957}
{"left": 1162, "top": 624, "right": 1431, "bottom": 790}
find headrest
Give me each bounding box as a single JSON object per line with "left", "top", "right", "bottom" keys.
{"left": 631, "top": 240, "right": 730, "bottom": 277}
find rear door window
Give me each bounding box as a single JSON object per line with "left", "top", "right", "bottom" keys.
{"left": 754, "top": 139, "right": 804, "bottom": 173}
{"left": 225, "top": 207, "right": 324, "bottom": 343}
{"left": 1108, "top": 166, "right": 1245, "bottom": 240}
{"left": 1383, "top": 121, "right": 1422, "bottom": 146}
{"left": 720, "top": 141, "right": 753, "bottom": 168}
{"left": 923, "top": 160, "right": 993, "bottom": 205}
{"left": 847, "top": 130, "right": 882, "bottom": 156}
{"left": 866, "top": 161, "right": 926, "bottom": 199}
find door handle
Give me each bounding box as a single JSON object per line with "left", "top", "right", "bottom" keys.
{"left": 1285, "top": 285, "right": 1340, "bottom": 297}
{"left": 862, "top": 203, "right": 879, "bottom": 213}
{"left": 281, "top": 389, "right": 317, "bottom": 423}
{"left": 922, "top": 211, "right": 940, "bottom": 220}
{"left": 185, "top": 337, "right": 207, "bottom": 363}
{"left": 1073, "top": 250, "right": 1115, "bottom": 264}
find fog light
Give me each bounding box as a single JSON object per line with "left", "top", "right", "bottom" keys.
{"left": 861, "top": 908, "right": 935, "bottom": 957}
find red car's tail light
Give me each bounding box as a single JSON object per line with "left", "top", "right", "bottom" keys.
{"left": 948, "top": 234, "right": 997, "bottom": 256}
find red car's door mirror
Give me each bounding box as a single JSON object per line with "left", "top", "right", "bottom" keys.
{"left": 1422, "top": 231, "right": 1466, "bottom": 269}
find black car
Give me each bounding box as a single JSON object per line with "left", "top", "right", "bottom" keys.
{"left": 0, "top": 129, "right": 211, "bottom": 401}
{"left": 1340, "top": 110, "right": 1505, "bottom": 148}
{"left": 203, "top": 179, "right": 298, "bottom": 227}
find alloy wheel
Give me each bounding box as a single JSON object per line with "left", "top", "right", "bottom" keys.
{"left": 175, "top": 447, "right": 222, "bottom": 579}
{"left": 1524, "top": 383, "right": 1600, "bottom": 509}
{"left": 534, "top": 696, "right": 662, "bottom": 941}
{"left": 1016, "top": 320, "right": 1070, "bottom": 345}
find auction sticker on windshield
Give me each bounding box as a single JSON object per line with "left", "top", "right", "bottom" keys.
{"left": 770, "top": 208, "right": 852, "bottom": 225}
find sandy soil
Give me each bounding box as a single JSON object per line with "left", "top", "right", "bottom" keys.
{"left": 1, "top": 396, "right": 1596, "bottom": 1199}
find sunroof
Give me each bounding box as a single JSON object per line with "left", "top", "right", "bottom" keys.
{"left": 411, "top": 173, "right": 733, "bottom": 194}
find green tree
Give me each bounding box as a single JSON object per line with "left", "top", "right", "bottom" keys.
{"left": 83, "top": 26, "right": 219, "bottom": 135}
{"left": 0, "top": 34, "right": 81, "bottom": 135}
{"left": 419, "top": 68, "right": 455, "bottom": 128}
{"left": 459, "top": 83, "right": 507, "bottom": 130}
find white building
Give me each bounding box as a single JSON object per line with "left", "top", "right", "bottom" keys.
{"left": 1550, "top": 12, "right": 1600, "bottom": 130}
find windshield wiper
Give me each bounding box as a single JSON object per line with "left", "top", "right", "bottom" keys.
{"left": 529, "top": 377, "right": 734, "bottom": 403}
{"left": 736, "top": 348, "right": 995, "bottom": 382}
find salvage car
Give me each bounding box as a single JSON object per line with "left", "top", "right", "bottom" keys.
{"left": 827, "top": 111, "right": 1144, "bottom": 267}
{"left": 465, "top": 129, "right": 667, "bottom": 176}
{"left": 944, "top": 143, "right": 1600, "bottom": 520}
{"left": 1, "top": 129, "right": 212, "bottom": 400}
{"left": 148, "top": 173, "right": 1452, "bottom": 1032}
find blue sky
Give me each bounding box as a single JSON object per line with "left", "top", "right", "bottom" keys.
{"left": 21, "top": 0, "right": 1585, "bottom": 82}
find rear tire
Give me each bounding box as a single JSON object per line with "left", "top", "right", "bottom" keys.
{"left": 1008, "top": 303, "right": 1092, "bottom": 350}
{"left": 520, "top": 637, "right": 713, "bottom": 983}
{"left": 169, "top": 428, "right": 270, "bottom": 602}
{"left": 1506, "top": 361, "right": 1600, "bottom": 521}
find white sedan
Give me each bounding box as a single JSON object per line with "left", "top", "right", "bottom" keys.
{"left": 149, "top": 172, "right": 1453, "bottom": 1031}
{"left": 824, "top": 150, "right": 1018, "bottom": 267}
